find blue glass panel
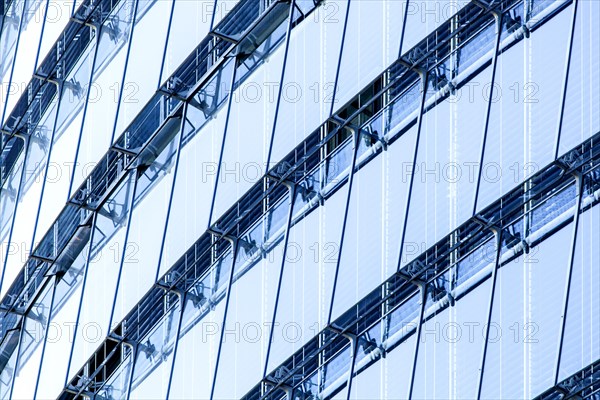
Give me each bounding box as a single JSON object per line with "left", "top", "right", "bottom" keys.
{"left": 332, "top": 125, "right": 418, "bottom": 321}
{"left": 333, "top": 0, "right": 405, "bottom": 108}
{"left": 211, "top": 36, "right": 287, "bottom": 223}
{"left": 477, "top": 7, "right": 572, "bottom": 212}
{"left": 114, "top": 0, "right": 173, "bottom": 136}
{"left": 71, "top": 0, "right": 136, "bottom": 193}
{"left": 168, "top": 255, "right": 230, "bottom": 400}
{"left": 412, "top": 279, "right": 491, "bottom": 400}
{"left": 10, "top": 281, "right": 54, "bottom": 399}
{"left": 68, "top": 172, "right": 136, "bottom": 382}
{"left": 558, "top": 0, "right": 600, "bottom": 155}
{"left": 269, "top": 0, "right": 347, "bottom": 164}
{"left": 481, "top": 223, "right": 572, "bottom": 399}
{"left": 559, "top": 206, "right": 600, "bottom": 380}
{"left": 212, "top": 241, "right": 286, "bottom": 399}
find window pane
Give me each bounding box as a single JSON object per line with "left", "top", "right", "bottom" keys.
{"left": 476, "top": 7, "right": 572, "bottom": 212}
{"left": 332, "top": 126, "right": 418, "bottom": 321}
{"left": 1, "top": 98, "right": 59, "bottom": 296}
{"left": 401, "top": 66, "right": 490, "bottom": 268}
{"left": 333, "top": 0, "right": 405, "bottom": 108}
{"left": 213, "top": 241, "right": 286, "bottom": 399}
{"left": 34, "top": 41, "right": 96, "bottom": 245}
{"left": 349, "top": 334, "right": 417, "bottom": 400}
{"left": 269, "top": 0, "right": 347, "bottom": 163}
{"left": 2, "top": 0, "right": 45, "bottom": 122}
{"left": 10, "top": 281, "right": 55, "bottom": 400}
{"left": 71, "top": 0, "right": 136, "bottom": 192}
{"left": 68, "top": 172, "right": 135, "bottom": 381}
{"left": 559, "top": 206, "right": 600, "bottom": 380}
{"left": 159, "top": 101, "right": 229, "bottom": 276}
{"left": 211, "top": 38, "right": 287, "bottom": 223}
{"left": 35, "top": 235, "right": 91, "bottom": 399}
{"left": 557, "top": 0, "right": 600, "bottom": 155}
{"left": 481, "top": 223, "right": 573, "bottom": 399}
{"left": 267, "top": 182, "right": 349, "bottom": 372}
{"left": 160, "top": 0, "right": 213, "bottom": 84}
{"left": 112, "top": 123, "right": 180, "bottom": 324}
{"left": 412, "top": 279, "right": 491, "bottom": 400}
{"left": 114, "top": 0, "right": 172, "bottom": 136}
{"left": 168, "top": 253, "right": 232, "bottom": 400}
{"left": 400, "top": 1, "right": 469, "bottom": 55}
{"left": 36, "top": 0, "right": 74, "bottom": 68}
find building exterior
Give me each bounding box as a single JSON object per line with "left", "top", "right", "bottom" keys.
{"left": 0, "top": 0, "right": 598, "bottom": 399}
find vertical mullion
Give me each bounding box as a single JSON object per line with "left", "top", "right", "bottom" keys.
{"left": 553, "top": 173, "right": 584, "bottom": 384}
{"left": 553, "top": 0, "right": 578, "bottom": 160}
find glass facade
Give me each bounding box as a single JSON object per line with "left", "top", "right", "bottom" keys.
{"left": 0, "top": 0, "right": 599, "bottom": 399}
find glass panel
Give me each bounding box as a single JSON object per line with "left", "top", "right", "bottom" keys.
{"left": 168, "top": 253, "right": 232, "bottom": 400}
{"left": 480, "top": 223, "right": 573, "bottom": 399}
{"left": 2, "top": 0, "right": 45, "bottom": 121}
{"left": 267, "top": 183, "right": 348, "bottom": 372}
{"left": 559, "top": 206, "right": 600, "bottom": 380}
{"left": 476, "top": 7, "right": 572, "bottom": 212}
{"left": 211, "top": 28, "right": 288, "bottom": 223}
{"left": 34, "top": 40, "right": 96, "bottom": 245}
{"left": 412, "top": 279, "right": 491, "bottom": 400}
{"left": 333, "top": 0, "right": 405, "bottom": 109}
{"left": 112, "top": 122, "right": 180, "bottom": 325}
{"left": 36, "top": 0, "right": 74, "bottom": 68}
{"left": 349, "top": 334, "right": 417, "bottom": 400}
{"left": 10, "top": 281, "right": 55, "bottom": 400}
{"left": 160, "top": 0, "right": 213, "bottom": 84}
{"left": 558, "top": 0, "right": 600, "bottom": 155}
{"left": 35, "top": 234, "right": 91, "bottom": 399}
{"left": 159, "top": 99, "right": 229, "bottom": 276}
{"left": 401, "top": 66, "right": 491, "bottom": 269}
{"left": 114, "top": 0, "right": 173, "bottom": 136}
{"left": 1, "top": 99, "right": 58, "bottom": 297}
{"left": 129, "top": 299, "right": 181, "bottom": 400}
{"left": 0, "top": 328, "right": 20, "bottom": 400}
{"left": 0, "top": 139, "right": 26, "bottom": 258}
{"left": 269, "top": 0, "right": 347, "bottom": 164}
{"left": 400, "top": 0, "right": 469, "bottom": 55}
{"left": 0, "top": 0, "right": 25, "bottom": 93}
{"left": 70, "top": 0, "right": 136, "bottom": 193}
{"left": 68, "top": 172, "right": 136, "bottom": 382}
{"left": 212, "top": 241, "right": 285, "bottom": 399}
{"left": 332, "top": 125, "right": 418, "bottom": 321}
